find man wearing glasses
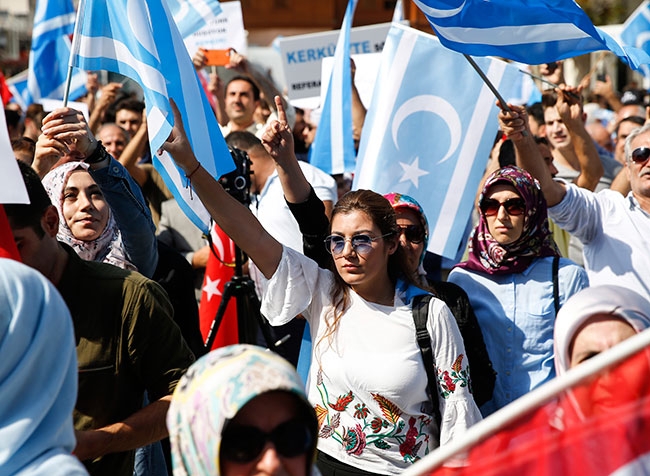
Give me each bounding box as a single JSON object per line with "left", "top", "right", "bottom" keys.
{"left": 499, "top": 105, "right": 650, "bottom": 303}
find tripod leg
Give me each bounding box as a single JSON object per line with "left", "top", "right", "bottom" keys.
{"left": 204, "top": 281, "right": 235, "bottom": 351}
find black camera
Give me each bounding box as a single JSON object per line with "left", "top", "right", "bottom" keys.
{"left": 219, "top": 147, "right": 252, "bottom": 205}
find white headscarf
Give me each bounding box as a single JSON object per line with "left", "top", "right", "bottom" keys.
{"left": 0, "top": 258, "right": 88, "bottom": 475}
{"left": 42, "top": 161, "right": 135, "bottom": 271}
{"left": 554, "top": 285, "right": 650, "bottom": 375}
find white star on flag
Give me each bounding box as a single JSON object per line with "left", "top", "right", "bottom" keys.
{"left": 399, "top": 157, "right": 429, "bottom": 188}
{"left": 202, "top": 276, "right": 222, "bottom": 301}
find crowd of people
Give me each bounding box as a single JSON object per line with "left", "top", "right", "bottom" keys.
{"left": 2, "top": 50, "right": 649, "bottom": 476}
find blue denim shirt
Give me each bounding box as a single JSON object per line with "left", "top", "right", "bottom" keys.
{"left": 449, "top": 256, "right": 588, "bottom": 417}
{"left": 89, "top": 156, "right": 158, "bottom": 277}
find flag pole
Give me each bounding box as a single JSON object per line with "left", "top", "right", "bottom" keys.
{"left": 63, "top": 0, "right": 86, "bottom": 106}
{"left": 401, "top": 327, "right": 650, "bottom": 476}
{"left": 463, "top": 54, "right": 513, "bottom": 112}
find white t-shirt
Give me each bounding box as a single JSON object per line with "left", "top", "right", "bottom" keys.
{"left": 261, "top": 247, "right": 482, "bottom": 475}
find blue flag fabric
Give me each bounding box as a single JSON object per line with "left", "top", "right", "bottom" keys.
{"left": 353, "top": 24, "right": 520, "bottom": 259}
{"left": 621, "top": 1, "right": 650, "bottom": 77}
{"left": 412, "top": 0, "right": 650, "bottom": 70}
{"left": 309, "top": 0, "right": 358, "bottom": 175}
{"left": 70, "top": 0, "right": 234, "bottom": 235}
{"left": 167, "top": 0, "right": 223, "bottom": 38}
{"left": 26, "top": 0, "right": 86, "bottom": 105}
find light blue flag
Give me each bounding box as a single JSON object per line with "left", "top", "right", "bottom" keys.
{"left": 412, "top": 0, "right": 650, "bottom": 70}
{"left": 167, "top": 0, "right": 223, "bottom": 38}
{"left": 621, "top": 1, "right": 650, "bottom": 77}
{"left": 70, "top": 0, "right": 234, "bottom": 235}
{"left": 309, "top": 0, "right": 358, "bottom": 175}
{"left": 26, "top": 0, "right": 87, "bottom": 105}
{"left": 353, "top": 23, "right": 520, "bottom": 259}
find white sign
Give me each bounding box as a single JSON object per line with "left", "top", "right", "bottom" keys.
{"left": 0, "top": 106, "right": 28, "bottom": 204}
{"left": 184, "top": 1, "right": 247, "bottom": 56}
{"left": 279, "top": 23, "right": 392, "bottom": 102}
{"left": 40, "top": 99, "right": 90, "bottom": 123}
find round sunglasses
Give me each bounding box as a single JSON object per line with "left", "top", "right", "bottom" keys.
{"left": 221, "top": 419, "right": 313, "bottom": 463}
{"left": 479, "top": 197, "right": 526, "bottom": 217}
{"left": 324, "top": 233, "right": 391, "bottom": 255}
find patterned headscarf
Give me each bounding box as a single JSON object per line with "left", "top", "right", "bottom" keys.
{"left": 457, "top": 166, "right": 559, "bottom": 275}
{"left": 167, "top": 344, "right": 318, "bottom": 476}
{"left": 0, "top": 258, "right": 88, "bottom": 475}
{"left": 383, "top": 192, "right": 429, "bottom": 269}
{"left": 42, "top": 161, "right": 135, "bottom": 271}
{"left": 554, "top": 285, "right": 650, "bottom": 376}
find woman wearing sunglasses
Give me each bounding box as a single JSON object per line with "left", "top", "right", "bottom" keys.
{"left": 383, "top": 192, "right": 496, "bottom": 408}
{"left": 448, "top": 166, "right": 588, "bottom": 417}
{"left": 162, "top": 99, "right": 481, "bottom": 476}
{"left": 167, "top": 345, "right": 319, "bottom": 476}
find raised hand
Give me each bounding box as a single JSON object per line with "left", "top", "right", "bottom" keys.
{"left": 260, "top": 96, "right": 294, "bottom": 165}
{"left": 40, "top": 108, "right": 98, "bottom": 158}
{"left": 497, "top": 102, "right": 529, "bottom": 142}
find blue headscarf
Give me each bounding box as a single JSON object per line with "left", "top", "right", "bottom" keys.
{"left": 0, "top": 258, "right": 87, "bottom": 475}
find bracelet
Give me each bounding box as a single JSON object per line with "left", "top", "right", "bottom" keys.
{"left": 84, "top": 141, "right": 108, "bottom": 165}
{"left": 185, "top": 162, "right": 202, "bottom": 199}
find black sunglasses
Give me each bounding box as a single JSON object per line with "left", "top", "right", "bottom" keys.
{"left": 398, "top": 225, "right": 425, "bottom": 244}
{"left": 479, "top": 197, "right": 526, "bottom": 217}
{"left": 221, "top": 419, "right": 313, "bottom": 463}
{"left": 631, "top": 147, "right": 650, "bottom": 165}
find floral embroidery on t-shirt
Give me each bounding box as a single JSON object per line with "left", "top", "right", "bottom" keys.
{"left": 438, "top": 354, "right": 470, "bottom": 398}
{"left": 314, "top": 368, "right": 433, "bottom": 464}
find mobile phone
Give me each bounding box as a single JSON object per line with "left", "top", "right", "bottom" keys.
{"left": 203, "top": 48, "right": 232, "bottom": 67}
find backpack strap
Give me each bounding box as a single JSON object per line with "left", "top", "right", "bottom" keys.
{"left": 553, "top": 255, "right": 560, "bottom": 316}
{"left": 412, "top": 294, "right": 442, "bottom": 432}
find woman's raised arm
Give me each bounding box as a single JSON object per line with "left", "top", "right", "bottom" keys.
{"left": 161, "top": 99, "right": 283, "bottom": 278}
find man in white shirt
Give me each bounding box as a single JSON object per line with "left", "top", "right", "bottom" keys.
{"left": 499, "top": 104, "right": 650, "bottom": 302}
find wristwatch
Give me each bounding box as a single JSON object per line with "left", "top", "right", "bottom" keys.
{"left": 83, "top": 141, "right": 109, "bottom": 164}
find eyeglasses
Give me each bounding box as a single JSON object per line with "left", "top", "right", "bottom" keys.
{"left": 398, "top": 225, "right": 425, "bottom": 244}
{"left": 479, "top": 198, "right": 526, "bottom": 217}
{"left": 631, "top": 147, "right": 650, "bottom": 165}
{"left": 221, "top": 419, "right": 313, "bottom": 463}
{"left": 324, "top": 233, "right": 390, "bottom": 255}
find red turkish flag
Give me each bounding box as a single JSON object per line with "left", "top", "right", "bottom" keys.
{"left": 0, "top": 72, "right": 12, "bottom": 106}
{"left": 198, "top": 224, "right": 238, "bottom": 350}
{"left": 428, "top": 346, "right": 650, "bottom": 476}
{"left": 0, "top": 205, "right": 20, "bottom": 261}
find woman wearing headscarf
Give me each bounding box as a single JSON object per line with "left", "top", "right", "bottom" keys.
{"left": 449, "top": 166, "right": 589, "bottom": 416}
{"left": 167, "top": 344, "right": 319, "bottom": 476}
{"left": 0, "top": 258, "right": 88, "bottom": 475}
{"left": 555, "top": 284, "right": 650, "bottom": 375}
{"left": 383, "top": 192, "right": 496, "bottom": 407}
{"left": 42, "top": 161, "right": 137, "bottom": 271}
{"left": 552, "top": 285, "right": 650, "bottom": 462}
{"left": 37, "top": 107, "right": 157, "bottom": 277}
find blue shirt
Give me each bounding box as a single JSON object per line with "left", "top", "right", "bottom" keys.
{"left": 448, "top": 257, "right": 588, "bottom": 416}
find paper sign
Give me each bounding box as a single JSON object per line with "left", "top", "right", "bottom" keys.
{"left": 0, "top": 106, "right": 28, "bottom": 204}
{"left": 278, "top": 22, "right": 392, "bottom": 102}
{"left": 184, "top": 1, "right": 247, "bottom": 57}
{"left": 40, "top": 99, "right": 90, "bottom": 122}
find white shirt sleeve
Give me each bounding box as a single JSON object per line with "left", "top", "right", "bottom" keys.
{"left": 426, "top": 298, "right": 483, "bottom": 445}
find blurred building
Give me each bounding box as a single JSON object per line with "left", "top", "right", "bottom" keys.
{"left": 0, "top": 0, "right": 31, "bottom": 75}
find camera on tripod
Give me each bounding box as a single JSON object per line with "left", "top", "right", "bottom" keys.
{"left": 219, "top": 147, "right": 252, "bottom": 205}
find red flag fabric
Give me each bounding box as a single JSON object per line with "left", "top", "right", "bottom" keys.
{"left": 198, "top": 224, "right": 238, "bottom": 350}
{"left": 427, "top": 347, "right": 650, "bottom": 476}
{"left": 0, "top": 72, "right": 12, "bottom": 106}
{"left": 0, "top": 205, "right": 20, "bottom": 261}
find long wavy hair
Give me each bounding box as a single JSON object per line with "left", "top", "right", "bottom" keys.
{"left": 318, "top": 190, "right": 415, "bottom": 351}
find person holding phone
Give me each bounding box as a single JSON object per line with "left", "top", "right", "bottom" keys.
{"left": 449, "top": 166, "right": 588, "bottom": 417}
